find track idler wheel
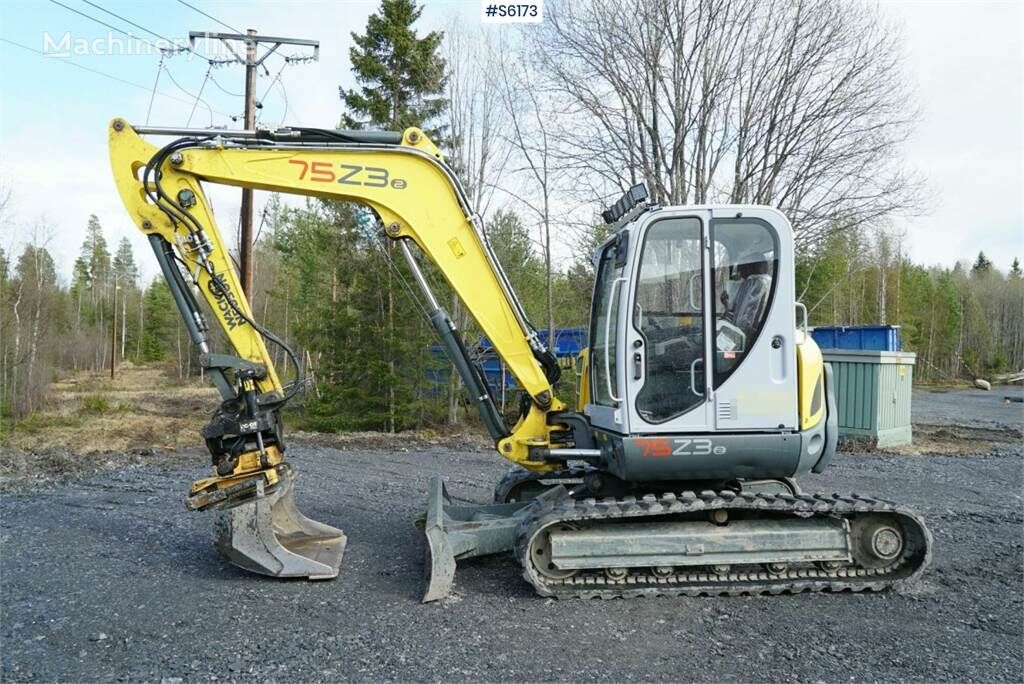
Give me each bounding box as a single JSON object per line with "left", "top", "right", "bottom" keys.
{"left": 528, "top": 523, "right": 580, "bottom": 580}
{"left": 851, "top": 514, "right": 905, "bottom": 569}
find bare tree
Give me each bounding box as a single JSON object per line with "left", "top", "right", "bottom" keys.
{"left": 531, "top": 0, "right": 920, "bottom": 249}
{"left": 494, "top": 44, "right": 561, "bottom": 350}
{"left": 443, "top": 22, "right": 511, "bottom": 216}
{"left": 4, "top": 228, "right": 59, "bottom": 418}
{"left": 440, "top": 22, "right": 515, "bottom": 423}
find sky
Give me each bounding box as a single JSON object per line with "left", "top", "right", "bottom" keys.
{"left": 0, "top": 0, "right": 1021, "bottom": 286}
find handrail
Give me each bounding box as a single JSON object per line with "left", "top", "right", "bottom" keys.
{"left": 604, "top": 277, "right": 626, "bottom": 403}
{"left": 795, "top": 302, "right": 809, "bottom": 333}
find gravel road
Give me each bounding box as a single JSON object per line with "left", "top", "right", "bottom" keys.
{"left": 2, "top": 388, "right": 1022, "bottom": 682}
{"left": 913, "top": 385, "right": 1023, "bottom": 432}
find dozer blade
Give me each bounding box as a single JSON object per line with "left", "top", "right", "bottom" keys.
{"left": 419, "top": 474, "right": 567, "bottom": 602}
{"left": 422, "top": 475, "right": 462, "bottom": 603}
{"left": 213, "top": 466, "right": 346, "bottom": 579}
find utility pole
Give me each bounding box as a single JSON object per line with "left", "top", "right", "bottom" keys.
{"left": 110, "top": 282, "right": 119, "bottom": 380}
{"left": 240, "top": 29, "right": 257, "bottom": 300}
{"left": 188, "top": 30, "right": 319, "bottom": 299}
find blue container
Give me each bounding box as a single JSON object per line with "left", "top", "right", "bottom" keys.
{"left": 431, "top": 327, "right": 590, "bottom": 393}
{"left": 475, "top": 327, "right": 588, "bottom": 357}
{"left": 810, "top": 325, "right": 901, "bottom": 352}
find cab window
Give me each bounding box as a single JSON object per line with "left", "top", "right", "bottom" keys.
{"left": 632, "top": 217, "right": 705, "bottom": 423}
{"left": 589, "top": 239, "right": 625, "bottom": 406}
{"left": 710, "top": 219, "right": 778, "bottom": 388}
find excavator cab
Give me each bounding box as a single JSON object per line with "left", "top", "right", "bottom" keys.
{"left": 576, "top": 201, "right": 841, "bottom": 488}
{"left": 588, "top": 206, "right": 795, "bottom": 437}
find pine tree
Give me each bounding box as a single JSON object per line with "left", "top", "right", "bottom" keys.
{"left": 70, "top": 215, "right": 113, "bottom": 369}
{"left": 112, "top": 237, "right": 140, "bottom": 359}
{"left": 336, "top": 0, "right": 448, "bottom": 431}
{"left": 339, "top": 0, "right": 446, "bottom": 133}
{"left": 112, "top": 237, "right": 139, "bottom": 286}
{"left": 140, "top": 279, "right": 177, "bottom": 362}
{"left": 488, "top": 209, "right": 546, "bottom": 324}
{"left": 971, "top": 251, "right": 993, "bottom": 276}
{"left": 78, "top": 215, "right": 111, "bottom": 286}
{"left": 1010, "top": 257, "right": 1022, "bottom": 279}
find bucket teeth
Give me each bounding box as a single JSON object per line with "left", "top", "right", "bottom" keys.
{"left": 213, "top": 466, "right": 346, "bottom": 579}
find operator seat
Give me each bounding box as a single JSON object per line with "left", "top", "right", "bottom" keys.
{"left": 728, "top": 254, "right": 771, "bottom": 339}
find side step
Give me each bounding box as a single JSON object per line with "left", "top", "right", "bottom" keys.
{"left": 213, "top": 466, "right": 346, "bottom": 579}
{"left": 419, "top": 475, "right": 566, "bottom": 602}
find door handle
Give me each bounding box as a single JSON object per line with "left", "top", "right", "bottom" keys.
{"left": 690, "top": 357, "right": 704, "bottom": 396}
{"left": 633, "top": 352, "right": 642, "bottom": 380}
{"left": 688, "top": 273, "right": 701, "bottom": 310}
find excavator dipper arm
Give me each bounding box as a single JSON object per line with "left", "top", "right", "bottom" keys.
{"left": 108, "top": 119, "right": 568, "bottom": 588}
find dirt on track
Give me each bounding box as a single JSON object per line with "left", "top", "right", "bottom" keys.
{"left": 2, "top": 434, "right": 1022, "bottom": 682}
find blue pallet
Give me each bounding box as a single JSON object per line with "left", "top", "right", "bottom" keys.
{"left": 810, "top": 325, "right": 901, "bottom": 352}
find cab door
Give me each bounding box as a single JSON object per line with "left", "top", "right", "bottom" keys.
{"left": 624, "top": 211, "right": 713, "bottom": 433}
{"left": 585, "top": 230, "right": 631, "bottom": 433}
{"left": 708, "top": 209, "right": 797, "bottom": 430}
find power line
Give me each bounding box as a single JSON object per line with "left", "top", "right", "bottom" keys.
{"left": 252, "top": 206, "right": 268, "bottom": 245}
{"left": 46, "top": 0, "right": 189, "bottom": 56}
{"left": 258, "top": 59, "right": 287, "bottom": 104}
{"left": 276, "top": 80, "right": 291, "bottom": 126}
{"left": 79, "top": 0, "right": 186, "bottom": 48}
{"left": 255, "top": 59, "right": 289, "bottom": 126}
{"left": 186, "top": 65, "right": 213, "bottom": 127}
{"left": 252, "top": 56, "right": 293, "bottom": 128}
{"left": 186, "top": 29, "right": 319, "bottom": 299}
{"left": 208, "top": 69, "right": 243, "bottom": 97}
{"left": 175, "top": 0, "right": 241, "bottom": 34}
{"left": 145, "top": 52, "right": 165, "bottom": 125}
{"left": 0, "top": 37, "right": 233, "bottom": 119}
{"left": 162, "top": 62, "right": 217, "bottom": 125}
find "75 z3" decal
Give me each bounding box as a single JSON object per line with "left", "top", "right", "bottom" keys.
{"left": 288, "top": 159, "right": 408, "bottom": 190}
{"left": 635, "top": 437, "right": 727, "bottom": 457}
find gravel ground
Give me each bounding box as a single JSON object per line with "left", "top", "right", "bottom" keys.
{"left": 2, "top": 389, "right": 1022, "bottom": 682}
{"left": 913, "top": 385, "right": 1023, "bottom": 433}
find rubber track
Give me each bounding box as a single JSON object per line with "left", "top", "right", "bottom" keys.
{"left": 514, "top": 488, "right": 933, "bottom": 599}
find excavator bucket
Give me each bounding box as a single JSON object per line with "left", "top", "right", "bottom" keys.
{"left": 420, "top": 474, "right": 567, "bottom": 602}
{"left": 213, "top": 467, "right": 346, "bottom": 579}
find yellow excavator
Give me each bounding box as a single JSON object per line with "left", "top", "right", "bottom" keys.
{"left": 108, "top": 119, "right": 931, "bottom": 600}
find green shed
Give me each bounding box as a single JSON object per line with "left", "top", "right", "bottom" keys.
{"left": 822, "top": 350, "right": 916, "bottom": 447}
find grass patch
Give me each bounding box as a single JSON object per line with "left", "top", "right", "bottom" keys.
{"left": 78, "top": 394, "right": 131, "bottom": 415}
{"left": 9, "top": 412, "right": 85, "bottom": 435}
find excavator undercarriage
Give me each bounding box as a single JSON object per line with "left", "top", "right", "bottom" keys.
{"left": 107, "top": 118, "right": 932, "bottom": 602}
{"left": 423, "top": 466, "right": 931, "bottom": 601}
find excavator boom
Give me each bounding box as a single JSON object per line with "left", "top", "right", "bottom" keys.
{"left": 108, "top": 119, "right": 571, "bottom": 592}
